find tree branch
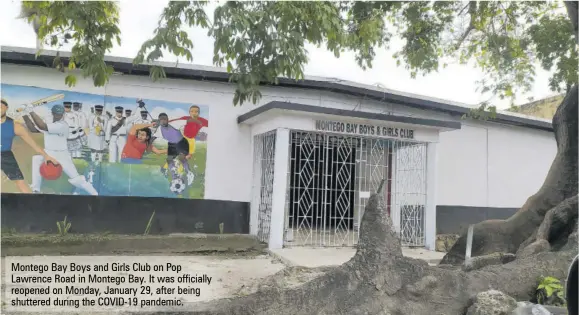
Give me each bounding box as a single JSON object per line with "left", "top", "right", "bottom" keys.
{"left": 454, "top": 2, "right": 477, "bottom": 51}
{"left": 565, "top": 1, "right": 578, "bottom": 43}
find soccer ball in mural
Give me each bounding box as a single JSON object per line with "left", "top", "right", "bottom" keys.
{"left": 186, "top": 171, "right": 195, "bottom": 186}
{"left": 170, "top": 178, "right": 186, "bottom": 195}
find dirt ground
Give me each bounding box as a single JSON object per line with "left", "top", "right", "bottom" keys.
{"left": 0, "top": 234, "right": 444, "bottom": 314}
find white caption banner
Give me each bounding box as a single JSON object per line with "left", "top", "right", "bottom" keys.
{"left": 3, "top": 256, "right": 218, "bottom": 313}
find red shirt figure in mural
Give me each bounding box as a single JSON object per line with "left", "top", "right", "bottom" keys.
{"left": 169, "top": 105, "right": 208, "bottom": 159}
{"left": 121, "top": 122, "right": 167, "bottom": 164}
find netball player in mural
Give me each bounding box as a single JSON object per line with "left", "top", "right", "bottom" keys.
{"left": 21, "top": 104, "right": 98, "bottom": 195}
{"left": 120, "top": 122, "right": 167, "bottom": 164}
{"left": 1, "top": 98, "right": 59, "bottom": 193}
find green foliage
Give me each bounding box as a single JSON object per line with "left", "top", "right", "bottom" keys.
{"left": 56, "top": 216, "right": 71, "bottom": 236}
{"left": 22, "top": 1, "right": 577, "bottom": 111}
{"left": 536, "top": 276, "right": 566, "bottom": 307}
{"left": 21, "top": 1, "right": 120, "bottom": 87}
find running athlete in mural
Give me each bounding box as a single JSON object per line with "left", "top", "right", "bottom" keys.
{"left": 168, "top": 105, "right": 208, "bottom": 160}
{"left": 1, "top": 98, "right": 58, "bottom": 193}
{"left": 21, "top": 104, "right": 98, "bottom": 195}
{"left": 120, "top": 122, "right": 167, "bottom": 164}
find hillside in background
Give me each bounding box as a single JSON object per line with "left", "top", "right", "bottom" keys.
{"left": 508, "top": 94, "right": 564, "bottom": 119}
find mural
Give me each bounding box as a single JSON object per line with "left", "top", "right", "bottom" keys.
{"left": 0, "top": 84, "right": 208, "bottom": 199}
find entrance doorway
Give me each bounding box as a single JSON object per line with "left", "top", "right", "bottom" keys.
{"left": 286, "top": 132, "right": 357, "bottom": 246}
{"left": 284, "top": 130, "right": 427, "bottom": 248}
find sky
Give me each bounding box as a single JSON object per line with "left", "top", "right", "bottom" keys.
{"left": 0, "top": 0, "right": 561, "bottom": 110}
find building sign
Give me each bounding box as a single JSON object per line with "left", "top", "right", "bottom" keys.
{"left": 314, "top": 120, "right": 415, "bottom": 139}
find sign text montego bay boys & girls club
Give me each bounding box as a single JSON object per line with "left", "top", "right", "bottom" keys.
{"left": 314, "top": 120, "right": 415, "bottom": 139}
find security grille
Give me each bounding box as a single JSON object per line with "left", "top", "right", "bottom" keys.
{"left": 394, "top": 143, "right": 427, "bottom": 247}
{"left": 284, "top": 131, "right": 427, "bottom": 247}
{"left": 252, "top": 131, "right": 276, "bottom": 243}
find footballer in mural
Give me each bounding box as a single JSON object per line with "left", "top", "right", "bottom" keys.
{"left": 0, "top": 84, "right": 208, "bottom": 199}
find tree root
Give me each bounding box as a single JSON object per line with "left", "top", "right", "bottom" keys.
{"left": 139, "top": 187, "right": 577, "bottom": 315}
{"left": 463, "top": 252, "right": 516, "bottom": 271}
{"left": 517, "top": 195, "right": 578, "bottom": 258}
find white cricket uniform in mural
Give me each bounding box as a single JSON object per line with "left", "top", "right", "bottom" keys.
{"left": 105, "top": 116, "right": 128, "bottom": 163}
{"left": 31, "top": 119, "right": 98, "bottom": 195}
{"left": 130, "top": 117, "right": 152, "bottom": 127}
{"left": 74, "top": 109, "right": 89, "bottom": 150}
{"left": 64, "top": 111, "right": 84, "bottom": 158}
{"left": 88, "top": 113, "right": 108, "bottom": 162}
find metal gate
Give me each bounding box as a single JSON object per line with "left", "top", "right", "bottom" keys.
{"left": 251, "top": 131, "right": 276, "bottom": 243}
{"left": 284, "top": 130, "right": 427, "bottom": 247}
{"left": 393, "top": 142, "right": 427, "bottom": 247}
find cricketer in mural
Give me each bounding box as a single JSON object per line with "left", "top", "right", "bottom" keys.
{"left": 0, "top": 84, "right": 209, "bottom": 199}
{"left": 1, "top": 98, "right": 60, "bottom": 193}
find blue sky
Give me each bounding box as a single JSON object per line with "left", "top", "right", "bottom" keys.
{"left": 1, "top": 84, "right": 209, "bottom": 125}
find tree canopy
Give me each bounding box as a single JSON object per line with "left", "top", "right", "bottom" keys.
{"left": 21, "top": 1, "right": 577, "bottom": 112}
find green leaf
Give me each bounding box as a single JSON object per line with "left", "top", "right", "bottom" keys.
{"left": 545, "top": 286, "right": 554, "bottom": 297}
{"left": 64, "top": 74, "right": 77, "bottom": 87}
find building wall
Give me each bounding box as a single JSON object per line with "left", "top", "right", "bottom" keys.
{"left": 436, "top": 120, "right": 556, "bottom": 234}
{"left": 1, "top": 63, "right": 558, "bottom": 236}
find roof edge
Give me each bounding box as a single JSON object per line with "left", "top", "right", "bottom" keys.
{"left": 238, "top": 101, "right": 462, "bottom": 131}
{"left": 1, "top": 45, "right": 553, "bottom": 132}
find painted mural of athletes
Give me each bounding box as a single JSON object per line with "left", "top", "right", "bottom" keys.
{"left": 132, "top": 110, "right": 152, "bottom": 127}
{"left": 0, "top": 83, "right": 208, "bottom": 199}
{"left": 21, "top": 104, "right": 98, "bottom": 195}
{"left": 88, "top": 105, "right": 108, "bottom": 163}
{"left": 169, "top": 105, "right": 209, "bottom": 160}
{"left": 63, "top": 102, "right": 84, "bottom": 159}
{"left": 120, "top": 122, "right": 167, "bottom": 164}
{"left": 150, "top": 112, "right": 193, "bottom": 195}
{"left": 73, "top": 102, "right": 89, "bottom": 152}
{"left": 105, "top": 106, "right": 129, "bottom": 163}
{"left": 1, "top": 98, "right": 59, "bottom": 193}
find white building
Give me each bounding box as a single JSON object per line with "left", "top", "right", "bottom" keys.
{"left": 0, "top": 46, "right": 556, "bottom": 250}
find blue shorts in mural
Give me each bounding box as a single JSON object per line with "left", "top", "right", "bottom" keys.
{"left": 121, "top": 158, "right": 143, "bottom": 164}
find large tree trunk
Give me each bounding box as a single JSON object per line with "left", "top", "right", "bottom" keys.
{"left": 440, "top": 0, "right": 579, "bottom": 266}
{"left": 441, "top": 84, "right": 578, "bottom": 265}
{"left": 151, "top": 187, "right": 577, "bottom": 315}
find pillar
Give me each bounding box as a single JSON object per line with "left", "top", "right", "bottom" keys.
{"left": 425, "top": 142, "right": 438, "bottom": 251}
{"left": 268, "top": 128, "right": 290, "bottom": 249}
